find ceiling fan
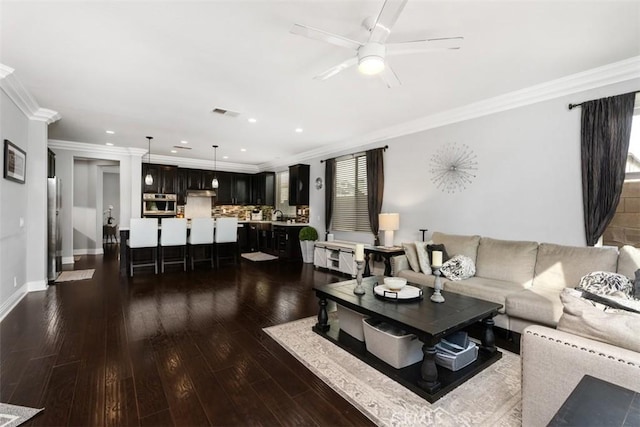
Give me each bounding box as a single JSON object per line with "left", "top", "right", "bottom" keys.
{"left": 290, "top": 0, "right": 463, "bottom": 88}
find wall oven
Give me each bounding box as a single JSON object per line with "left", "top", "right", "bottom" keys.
{"left": 143, "top": 193, "right": 177, "bottom": 217}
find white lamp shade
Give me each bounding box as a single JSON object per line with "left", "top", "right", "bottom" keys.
{"left": 379, "top": 213, "right": 399, "bottom": 231}
{"left": 211, "top": 177, "right": 219, "bottom": 189}
{"left": 144, "top": 174, "right": 153, "bottom": 186}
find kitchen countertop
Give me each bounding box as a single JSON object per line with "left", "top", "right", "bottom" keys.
{"left": 121, "top": 220, "right": 309, "bottom": 231}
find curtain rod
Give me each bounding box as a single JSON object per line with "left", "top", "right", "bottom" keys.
{"left": 568, "top": 90, "right": 640, "bottom": 110}
{"left": 320, "top": 145, "right": 388, "bottom": 163}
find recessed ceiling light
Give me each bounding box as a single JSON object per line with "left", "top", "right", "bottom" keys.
{"left": 295, "top": 128, "right": 303, "bottom": 133}
{"left": 106, "top": 130, "right": 115, "bottom": 134}
{"left": 180, "top": 140, "right": 188, "bottom": 144}
{"left": 223, "top": 155, "right": 229, "bottom": 159}
{"left": 105, "top": 142, "right": 114, "bottom": 146}
{"left": 171, "top": 150, "right": 177, "bottom": 153}
{"left": 240, "top": 148, "right": 247, "bottom": 152}
{"left": 248, "top": 118, "right": 257, "bottom": 123}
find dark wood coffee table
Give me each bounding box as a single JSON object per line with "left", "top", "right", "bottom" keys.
{"left": 313, "top": 276, "right": 502, "bottom": 402}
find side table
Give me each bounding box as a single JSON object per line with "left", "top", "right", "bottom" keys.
{"left": 548, "top": 375, "right": 639, "bottom": 426}
{"left": 363, "top": 245, "right": 405, "bottom": 277}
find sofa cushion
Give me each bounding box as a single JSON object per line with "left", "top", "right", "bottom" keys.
{"left": 440, "top": 255, "right": 476, "bottom": 281}
{"left": 414, "top": 241, "right": 432, "bottom": 275}
{"left": 444, "top": 277, "right": 521, "bottom": 314}
{"left": 397, "top": 269, "right": 436, "bottom": 288}
{"left": 532, "top": 243, "right": 618, "bottom": 291}
{"left": 505, "top": 287, "right": 564, "bottom": 326}
{"left": 557, "top": 289, "right": 640, "bottom": 353}
{"left": 401, "top": 242, "right": 420, "bottom": 272}
{"left": 431, "top": 232, "right": 481, "bottom": 263}
{"left": 617, "top": 245, "right": 640, "bottom": 280}
{"left": 475, "top": 237, "right": 538, "bottom": 287}
{"left": 578, "top": 271, "right": 634, "bottom": 298}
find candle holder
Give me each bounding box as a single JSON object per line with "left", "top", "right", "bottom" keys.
{"left": 430, "top": 267, "right": 445, "bottom": 303}
{"left": 353, "top": 260, "right": 366, "bottom": 295}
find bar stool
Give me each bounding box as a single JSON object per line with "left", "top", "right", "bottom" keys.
{"left": 159, "top": 218, "right": 187, "bottom": 273}
{"left": 187, "top": 217, "right": 214, "bottom": 270}
{"left": 214, "top": 217, "right": 239, "bottom": 268}
{"left": 127, "top": 218, "right": 158, "bottom": 276}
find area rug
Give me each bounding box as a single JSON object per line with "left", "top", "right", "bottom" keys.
{"left": 241, "top": 252, "right": 278, "bottom": 262}
{"left": 55, "top": 269, "right": 95, "bottom": 282}
{"left": 264, "top": 315, "right": 521, "bottom": 427}
{"left": 0, "top": 403, "right": 43, "bottom": 427}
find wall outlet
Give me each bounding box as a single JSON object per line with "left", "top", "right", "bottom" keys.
{"left": 13, "top": 277, "right": 17, "bottom": 288}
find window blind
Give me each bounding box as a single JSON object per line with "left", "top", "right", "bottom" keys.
{"left": 332, "top": 155, "right": 370, "bottom": 232}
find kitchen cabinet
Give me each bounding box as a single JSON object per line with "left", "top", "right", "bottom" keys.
{"left": 142, "top": 163, "right": 177, "bottom": 194}
{"left": 251, "top": 172, "right": 275, "bottom": 206}
{"left": 187, "top": 169, "right": 203, "bottom": 190}
{"left": 216, "top": 172, "right": 250, "bottom": 205}
{"left": 273, "top": 225, "right": 303, "bottom": 260}
{"left": 288, "top": 164, "right": 310, "bottom": 206}
{"left": 176, "top": 168, "right": 188, "bottom": 205}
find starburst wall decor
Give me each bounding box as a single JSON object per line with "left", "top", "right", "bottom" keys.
{"left": 430, "top": 143, "right": 478, "bottom": 193}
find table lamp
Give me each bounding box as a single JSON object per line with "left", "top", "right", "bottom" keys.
{"left": 379, "top": 213, "right": 399, "bottom": 247}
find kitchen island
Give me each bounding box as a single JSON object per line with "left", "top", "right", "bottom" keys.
{"left": 119, "top": 219, "right": 308, "bottom": 276}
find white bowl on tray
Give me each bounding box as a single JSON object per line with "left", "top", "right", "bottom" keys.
{"left": 383, "top": 277, "right": 407, "bottom": 291}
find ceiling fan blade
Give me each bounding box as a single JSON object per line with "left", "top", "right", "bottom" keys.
{"left": 368, "top": 0, "right": 408, "bottom": 44}
{"left": 379, "top": 63, "right": 401, "bottom": 88}
{"left": 314, "top": 56, "right": 358, "bottom": 80}
{"left": 290, "top": 23, "right": 362, "bottom": 51}
{"left": 387, "top": 37, "right": 464, "bottom": 56}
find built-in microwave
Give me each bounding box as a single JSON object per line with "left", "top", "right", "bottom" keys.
{"left": 142, "top": 193, "right": 177, "bottom": 217}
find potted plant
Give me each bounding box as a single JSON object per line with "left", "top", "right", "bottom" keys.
{"left": 299, "top": 226, "right": 318, "bottom": 263}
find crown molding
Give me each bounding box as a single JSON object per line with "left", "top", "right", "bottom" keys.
{"left": 258, "top": 55, "right": 640, "bottom": 171}
{"left": 144, "top": 154, "right": 259, "bottom": 174}
{"left": 49, "top": 139, "right": 147, "bottom": 157}
{"left": 0, "top": 63, "right": 60, "bottom": 124}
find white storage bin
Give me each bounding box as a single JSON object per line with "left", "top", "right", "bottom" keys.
{"left": 336, "top": 304, "right": 368, "bottom": 341}
{"left": 435, "top": 341, "right": 478, "bottom": 371}
{"left": 362, "top": 318, "right": 424, "bottom": 369}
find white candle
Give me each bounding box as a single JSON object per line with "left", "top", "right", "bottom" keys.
{"left": 432, "top": 251, "right": 443, "bottom": 268}
{"left": 355, "top": 244, "right": 364, "bottom": 262}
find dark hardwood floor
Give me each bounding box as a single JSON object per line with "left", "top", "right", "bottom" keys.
{"left": 1, "top": 244, "right": 375, "bottom": 426}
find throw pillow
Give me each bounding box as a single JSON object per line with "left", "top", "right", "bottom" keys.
{"left": 414, "top": 241, "right": 432, "bottom": 275}
{"left": 577, "top": 271, "right": 633, "bottom": 299}
{"left": 634, "top": 269, "right": 640, "bottom": 299}
{"left": 426, "top": 244, "right": 449, "bottom": 266}
{"left": 580, "top": 290, "right": 640, "bottom": 314}
{"left": 557, "top": 288, "right": 640, "bottom": 353}
{"left": 402, "top": 243, "right": 420, "bottom": 272}
{"left": 440, "top": 254, "right": 476, "bottom": 281}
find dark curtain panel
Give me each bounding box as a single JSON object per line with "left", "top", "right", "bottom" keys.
{"left": 324, "top": 158, "right": 335, "bottom": 237}
{"left": 581, "top": 92, "right": 635, "bottom": 246}
{"left": 366, "top": 148, "right": 385, "bottom": 246}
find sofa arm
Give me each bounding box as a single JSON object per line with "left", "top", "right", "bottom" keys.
{"left": 521, "top": 325, "right": 640, "bottom": 427}
{"left": 390, "top": 255, "right": 409, "bottom": 276}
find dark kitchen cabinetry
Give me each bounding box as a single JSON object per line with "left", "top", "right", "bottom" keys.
{"left": 216, "top": 172, "right": 251, "bottom": 205}
{"left": 142, "top": 163, "right": 177, "bottom": 194}
{"left": 176, "top": 168, "right": 188, "bottom": 205}
{"left": 273, "top": 225, "right": 303, "bottom": 260}
{"left": 251, "top": 172, "right": 275, "bottom": 206}
{"left": 288, "top": 164, "right": 310, "bottom": 206}
{"left": 187, "top": 169, "right": 204, "bottom": 190}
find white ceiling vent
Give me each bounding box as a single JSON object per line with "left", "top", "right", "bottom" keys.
{"left": 211, "top": 107, "right": 240, "bottom": 118}
{"left": 173, "top": 145, "right": 192, "bottom": 150}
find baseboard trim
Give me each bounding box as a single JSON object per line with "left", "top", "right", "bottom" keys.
{"left": 62, "top": 256, "right": 75, "bottom": 264}
{"left": 0, "top": 285, "right": 28, "bottom": 322}
{"left": 27, "top": 280, "right": 48, "bottom": 292}
{"left": 73, "top": 248, "right": 104, "bottom": 256}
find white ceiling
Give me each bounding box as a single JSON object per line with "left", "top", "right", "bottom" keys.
{"left": 2, "top": 1, "right": 639, "bottom": 169}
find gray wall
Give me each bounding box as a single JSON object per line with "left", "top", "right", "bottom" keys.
{"left": 312, "top": 78, "right": 640, "bottom": 247}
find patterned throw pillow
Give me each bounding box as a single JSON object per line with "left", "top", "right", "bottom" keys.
{"left": 414, "top": 241, "right": 432, "bottom": 275}
{"left": 578, "top": 271, "right": 633, "bottom": 299}
{"left": 440, "top": 254, "right": 476, "bottom": 281}
{"left": 402, "top": 243, "right": 421, "bottom": 272}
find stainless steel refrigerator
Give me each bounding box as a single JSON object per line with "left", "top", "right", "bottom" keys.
{"left": 48, "top": 177, "right": 62, "bottom": 282}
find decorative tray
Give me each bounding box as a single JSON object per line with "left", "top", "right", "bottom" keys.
{"left": 373, "top": 285, "right": 423, "bottom": 302}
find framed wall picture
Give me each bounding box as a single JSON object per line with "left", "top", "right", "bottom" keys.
{"left": 4, "top": 139, "right": 26, "bottom": 184}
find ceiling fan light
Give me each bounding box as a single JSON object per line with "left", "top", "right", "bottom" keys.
{"left": 358, "top": 56, "right": 385, "bottom": 75}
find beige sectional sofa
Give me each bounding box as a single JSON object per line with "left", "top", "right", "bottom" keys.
{"left": 392, "top": 231, "right": 637, "bottom": 333}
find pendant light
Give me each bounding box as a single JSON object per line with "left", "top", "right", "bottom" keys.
{"left": 144, "top": 136, "right": 154, "bottom": 186}
{"left": 211, "top": 144, "right": 219, "bottom": 189}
